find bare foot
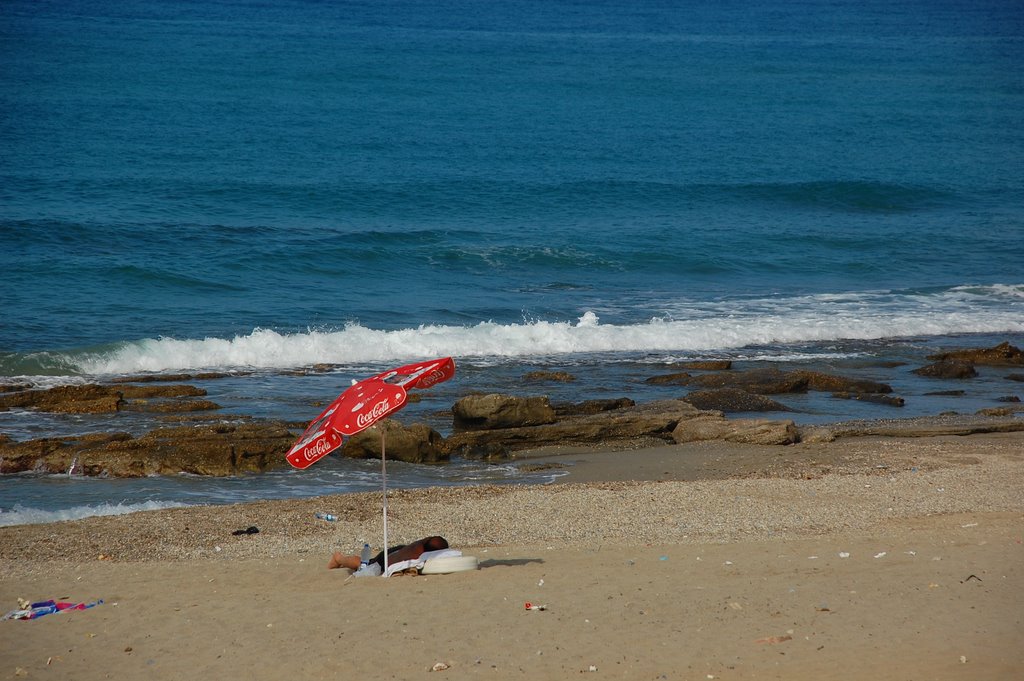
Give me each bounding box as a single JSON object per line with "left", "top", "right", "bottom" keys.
{"left": 328, "top": 552, "right": 360, "bottom": 570}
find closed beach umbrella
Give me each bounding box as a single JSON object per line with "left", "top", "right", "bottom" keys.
{"left": 286, "top": 357, "right": 456, "bottom": 573}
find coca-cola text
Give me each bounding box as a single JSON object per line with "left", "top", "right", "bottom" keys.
{"left": 356, "top": 396, "right": 401, "bottom": 429}
{"left": 417, "top": 367, "right": 448, "bottom": 388}
{"left": 303, "top": 436, "right": 335, "bottom": 461}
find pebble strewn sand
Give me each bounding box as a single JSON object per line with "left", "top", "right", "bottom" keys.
{"left": 2, "top": 434, "right": 1020, "bottom": 568}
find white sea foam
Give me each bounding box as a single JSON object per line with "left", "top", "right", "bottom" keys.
{"left": 0, "top": 500, "right": 192, "bottom": 527}
{"left": 61, "top": 285, "right": 1024, "bottom": 375}
{"left": 948, "top": 283, "right": 1024, "bottom": 299}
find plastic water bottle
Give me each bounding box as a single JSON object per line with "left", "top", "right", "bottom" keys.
{"left": 354, "top": 543, "right": 380, "bottom": 577}
{"left": 315, "top": 512, "right": 337, "bottom": 522}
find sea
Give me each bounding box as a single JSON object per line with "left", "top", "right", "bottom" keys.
{"left": 2, "top": 0, "right": 1022, "bottom": 526}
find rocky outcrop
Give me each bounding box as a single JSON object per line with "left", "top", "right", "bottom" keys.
{"left": 927, "top": 342, "right": 1024, "bottom": 366}
{"left": 0, "top": 421, "right": 295, "bottom": 477}
{"left": 0, "top": 384, "right": 218, "bottom": 414}
{"left": 680, "top": 368, "right": 808, "bottom": 393}
{"left": 976, "top": 406, "right": 1024, "bottom": 417}
{"left": 911, "top": 342, "right": 1024, "bottom": 378}
{"left": 522, "top": 371, "right": 576, "bottom": 382}
{"left": 670, "top": 360, "right": 733, "bottom": 371}
{"left": 552, "top": 398, "right": 636, "bottom": 417}
{"left": 680, "top": 388, "right": 793, "bottom": 413}
{"left": 675, "top": 368, "right": 893, "bottom": 395}
{"left": 122, "top": 398, "right": 221, "bottom": 413}
{"left": 110, "top": 372, "right": 234, "bottom": 383}
{"left": 830, "top": 392, "right": 905, "bottom": 407}
{"left": 646, "top": 369, "right": 897, "bottom": 411}
{"left": 797, "top": 413, "right": 1024, "bottom": 442}
{"left": 0, "top": 413, "right": 451, "bottom": 475}
{"left": 452, "top": 394, "right": 557, "bottom": 431}
{"left": 0, "top": 384, "right": 125, "bottom": 414}
{"left": 912, "top": 362, "right": 978, "bottom": 379}
{"left": 792, "top": 371, "right": 893, "bottom": 394}
{"left": 644, "top": 372, "right": 692, "bottom": 385}
{"left": 342, "top": 420, "right": 448, "bottom": 464}
{"left": 671, "top": 415, "right": 799, "bottom": 446}
{"left": 643, "top": 361, "right": 732, "bottom": 381}
{"left": 7, "top": 361, "right": 1016, "bottom": 477}
{"left": 444, "top": 400, "right": 710, "bottom": 459}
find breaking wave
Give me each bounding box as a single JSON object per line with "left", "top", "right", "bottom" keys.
{"left": 2, "top": 285, "right": 1021, "bottom": 377}
{"left": 0, "top": 500, "right": 191, "bottom": 528}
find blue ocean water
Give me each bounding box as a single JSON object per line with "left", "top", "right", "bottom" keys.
{"left": 2, "top": 0, "right": 1023, "bottom": 524}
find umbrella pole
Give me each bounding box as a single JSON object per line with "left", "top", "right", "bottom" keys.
{"left": 381, "top": 428, "right": 389, "bottom": 577}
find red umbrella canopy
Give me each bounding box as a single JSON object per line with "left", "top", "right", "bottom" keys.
{"left": 286, "top": 357, "right": 455, "bottom": 469}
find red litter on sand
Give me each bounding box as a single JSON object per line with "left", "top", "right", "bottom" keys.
{"left": 524, "top": 602, "right": 547, "bottom": 611}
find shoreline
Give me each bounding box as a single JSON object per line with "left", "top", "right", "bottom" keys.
{"left": 1, "top": 429, "right": 1020, "bottom": 562}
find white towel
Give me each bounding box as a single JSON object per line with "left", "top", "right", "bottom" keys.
{"left": 384, "top": 548, "right": 462, "bottom": 577}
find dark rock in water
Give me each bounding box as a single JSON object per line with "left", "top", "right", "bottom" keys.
{"left": 831, "top": 392, "right": 905, "bottom": 407}
{"left": 0, "top": 383, "right": 217, "bottom": 414}
{"left": 672, "top": 416, "right": 799, "bottom": 445}
{"left": 118, "top": 385, "right": 207, "bottom": 399}
{"left": 650, "top": 367, "right": 893, "bottom": 395}
{"left": 111, "top": 372, "right": 234, "bottom": 383}
{"left": 925, "top": 390, "right": 966, "bottom": 396}
{"left": 996, "top": 395, "right": 1022, "bottom": 403}
{"left": 1007, "top": 374, "right": 1024, "bottom": 383}
{"left": 644, "top": 372, "right": 692, "bottom": 385}
{"left": 310, "top": 363, "right": 341, "bottom": 373}
{"left": 445, "top": 399, "right": 709, "bottom": 459}
{"left": 0, "top": 384, "right": 125, "bottom": 414}
{"left": 927, "top": 341, "right": 1024, "bottom": 366}
{"left": 912, "top": 361, "right": 978, "bottom": 379}
{"left": 552, "top": 398, "right": 635, "bottom": 417}
{"left": 523, "top": 370, "right": 576, "bottom": 382}
{"left": 792, "top": 371, "right": 893, "bottom": 394}
{"left": 122, "top": 399, "right": 221, "bottom": 413}
{"left": 681, "top": 388, "right": 793, "bottom": 413}
{"left": 670, "top": 360, "right": 732, "bottom": 371}
{"left": 976, "top": 406, "right": 1023, "bottom": 417}
{"left": 0, "top": 421, "right": 296, "bottom": 477}
{"left": 0, "top": 431, "right": 132, "bottom": 475}
{"left": 343, "top": 419, "right": 447, "bottom": 463}
{"left": 683, "top": 368, "right": 808, "bottom": 394}
{"left": 280, "top": 365, "right": 340, "bottom": 376}
{"left": 452, "top": 394, "right": 557, "bottom": 431}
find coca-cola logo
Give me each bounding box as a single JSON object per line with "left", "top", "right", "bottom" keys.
{"left": 417, "top": 367, "right": 447, "bottom": 388}
{"left": 303, "top": 436, "right": 334, "bottom": 461}
{"left": 356, "top": 397, "right": 395, "bottom": 428}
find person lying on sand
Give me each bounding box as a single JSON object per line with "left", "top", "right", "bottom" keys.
{"left": 327, "top": 535, "right": 449, "bottom": 571}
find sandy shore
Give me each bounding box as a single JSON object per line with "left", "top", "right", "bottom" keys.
{"left": 2, "top": 432, "right": 1022, "bottom": 679}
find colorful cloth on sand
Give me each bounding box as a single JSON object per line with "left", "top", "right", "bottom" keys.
{"left": 2, "top": 599, "right": 103, "bottom": 621}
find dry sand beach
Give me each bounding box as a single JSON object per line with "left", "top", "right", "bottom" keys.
{"left": 1, "top": 432, "right": 1022, "bottom": 680}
